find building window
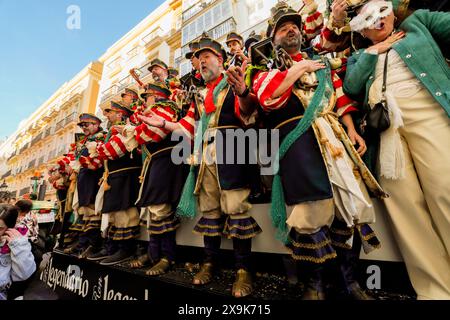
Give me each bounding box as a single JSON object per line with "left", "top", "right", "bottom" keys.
{"left": 204, "top": 10, "right": 212, "bottom": 29}
{"left": 181, "top": 0, "right": 233, "bottom": 46}
{"left": 196, "top": 17, "right": 204, "bottom": 34}
{"left": 182, "top": 0, "right": 200, "bottom": 12}
{"left": 212, "top": 4, "right": 221, "bottom": 22}
{"left": 180, "top": 60, "right": 192, "bottom": 77}
{"left": 175, "top": 16, "right": 182, "bottom": 30}
{"left": 107, "top": 57, "right": 122, "bottom": 71}
{"left": 174, "top": 48, "right": 182, "bottom": 60}
{"left": 127, "top": 47, "right": 139, "bottom": 59}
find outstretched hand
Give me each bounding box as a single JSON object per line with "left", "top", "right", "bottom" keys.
{"left": 137, "top": 114, "right": 164, "bottom": 128}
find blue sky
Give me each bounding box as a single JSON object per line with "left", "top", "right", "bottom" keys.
{"left": 0, "top": 0, "right": 163, "bottom": 140}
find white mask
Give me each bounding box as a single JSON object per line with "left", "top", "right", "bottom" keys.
{"left": 350, "top": 1, "right": 393, "bottom": 32}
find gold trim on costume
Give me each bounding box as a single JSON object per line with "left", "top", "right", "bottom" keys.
{"left": 193, "top": 86, "right": 230, "bottom": 195}
{"left": 224, "top": 222, "right": 260, "bottom": 231}
{"left": 274, "top": 116, "right": 304, "bottom": 130}
{"left": 290, "top": 239, "right": 333, "bottom": 249}
{"left": 109, "top": 166, "right": 141, "bottom": 175}
{"left": 193, "top": 230, "right": 223, "bottom": 237}
{"left": 206, "top": 125, "right": 240, "bottom": 131}
{"left": 287, "top": 248, "right": 337, "bottom": 263}
{"left": 149, "top": 218, "right": 178, "bottom": 227}
{"left": 331, "top": 241, "right": 352, "bottom": 250}
{"left": 195, "top": 223, "right": 224, "bottom": 229}
{"left": 359, "top": 232, "right": 377, "bottom": 242}
{"left": 330, "top": 227, "right": 354, "bottom": 236}
{"left": 224, "top": 233, "right": 261, "bottom": 240}
{"left": 147, "top": 225, "right": 180, "bottom": 235}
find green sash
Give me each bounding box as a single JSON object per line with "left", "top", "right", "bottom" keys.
{"left": 270, "top": 58, "right": 334, "bottom": 243}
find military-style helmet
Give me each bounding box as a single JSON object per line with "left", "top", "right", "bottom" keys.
{"left": 194, "top": 34, "right": 227, "bottom": 60}
{"left": 185, "top": 40, "right": 200, "bottom": 60}
{"left": 244, "top": 31, "right": 263, "bottom": 53}
{"left": 266, "top": 1, "right": 303, "bottom": 38}
{"left": 104, "top": 101, "right": 134, "bottom": 117}
{"left": 147, "top": 59, "right": 168, "bottom": 73}
{"left": 225, "top": 32, "right": 244, "bottom": 46}
{"left": 141, "top": 80, "right": 171, "bottom": 100}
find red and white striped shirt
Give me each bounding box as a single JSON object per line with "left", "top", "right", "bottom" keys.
{"left": 134, "top": 103, "right": 178, "bottom": 145}
{"left": 252, "top": 54, "right": 357, "bottom": 116}
{"left": 302, "top": 2, "right": 324, "bottom": 42}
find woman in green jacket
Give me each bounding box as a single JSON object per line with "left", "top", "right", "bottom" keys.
{"left": 344, "top": 1, "right": 450, "bottom": 300}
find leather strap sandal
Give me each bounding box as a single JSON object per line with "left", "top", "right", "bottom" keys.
{"left": 193, "top": 263, "right": 214, "bottom": 285}
{"left": 232, "top": 269, "right": 253, "bottom": 298}
{"left": 128, "top": 254, "right": 151, "bottom": 269}
{"left": 145, "top": 258, "right": 172, "bottom": 276}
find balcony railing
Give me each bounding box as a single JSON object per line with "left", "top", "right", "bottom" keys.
{"left": 1, "top": 170, "right": 11, "bottom": 180}
{"left": 44, "top": 127, "right": 52, "bottom": 137}
{"left": 107, "top": 58, "right": 122, "bottom": 73}
{"left": 55, "top": 119, "right": 66, "bottom": 132}
{"left": 127, "top": 47, "right": 139, "bottom": 60}
{"left": 36, "top": 156, "right": 45, "bottom": 167}
{"left": 118, "top": 75, "right": 133, "bottom": 92}
{"left": 100, "top": 84, "right": 119, "bottom": 104}
{"left": 174, "top": 56, "right": 183, "bottom": 70}
{"left": 182, "top": 0, "right": 214, "bottom": 22}
{"left": 27, "top": 159, "right": 36, "bottom": 170}
{"left": 8, "top": 151, "right": 18, "bottom": 161}
{"left": 47, "top": 149, "right": 57, "bottom": 161}
{"left": 30, "top": 132, "right": 44, "bottom": 147}
{"left": 66, "top": 112, "right": 78, "bottom": 124}
{"left": 181, "top": 17, "right": 236, "bottom": 57}
{"left": 142, "top": 27, "right": 163, "bottom": 46}
{"left": 19, "top": 143, "right": 30, "bottom": 155}
{"left": 208, "top": 17, "right": 236, "bottom": 40}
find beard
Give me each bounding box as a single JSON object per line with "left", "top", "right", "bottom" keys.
{"left": 278, "top": 32, "right": 302, "bottom": 52}
{"left": 200, "top": 63, "right": 220, "bottom": 83}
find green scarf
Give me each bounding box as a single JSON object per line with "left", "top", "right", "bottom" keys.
{"left": 177, "top": 74, "right": 229, "bottom": 219}
{"left": 270, "top": 58, "right": 333, "bottom": 243}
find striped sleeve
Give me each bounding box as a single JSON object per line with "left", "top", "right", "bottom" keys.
{"left": 134, "top": 105, "right": 177, "bottom": 145}
{"left": 319, "top": 17, "right": 351, "bottom": 53}
{"left": 302, "top": 2, "right": 324, "bottom": 42}
{"left": 97, "top": 134, "right": 128, "bottom": 160}
{"left": 332, "top": 71, "right": 358, "bottom": 116}
{"left": 178, "top": 103, "right": 196, "bottom": 141}
{"left": 78, "top": 155, "right": 103, "bottom": 170}
{"left": 57, "top": 154, "right": 74, "bottom": 174}
{"left": 252, "top": 70, "right": 292, "bottom": 112}
{"left": 130, "top": 111, "right": 142, "bottom": 125}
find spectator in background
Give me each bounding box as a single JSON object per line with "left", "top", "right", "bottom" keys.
{"left": 0, "top": 205, "right": 36, "bottom": 300}
{"left": 15, "top": 200, "right": 39, "bottom": 244}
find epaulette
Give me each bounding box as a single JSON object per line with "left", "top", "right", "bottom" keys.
{"left": 150, "top": 100, "right": 180, "bottom": 116}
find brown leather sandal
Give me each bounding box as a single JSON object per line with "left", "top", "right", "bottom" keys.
{"left": 145, "top": 258, "right": 171, "bottom": 276}
{"left": 193, "top": 263, "right": 214, "bottom": 285}
{"left": 128, "top": 254, "right": 151, "bottom": 269}
{"left": 232, "top": 269, "right": 253, "bottom": 298}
